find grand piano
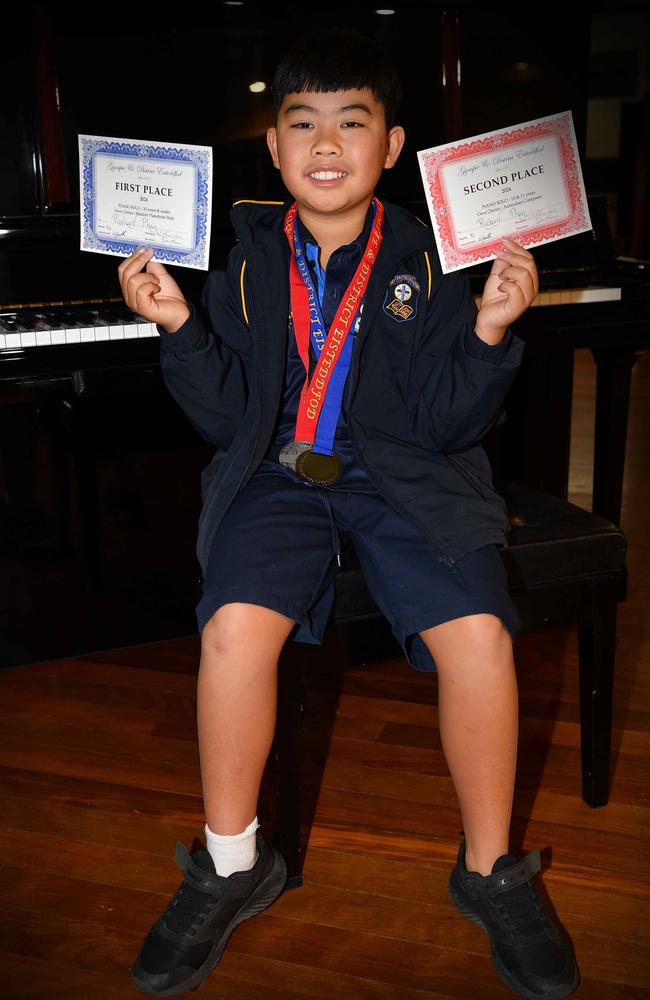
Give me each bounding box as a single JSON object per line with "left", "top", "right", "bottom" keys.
{"left": 1, "top": 6, "right": 648, "bottom": 668}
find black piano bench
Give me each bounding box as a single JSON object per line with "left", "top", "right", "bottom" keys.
{"left": 272, "top": 482, "right": 627, "bottom": 889}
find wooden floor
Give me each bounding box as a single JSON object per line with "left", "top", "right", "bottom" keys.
{"left": 1, "top": 349, "right": 649, "bottom": 999}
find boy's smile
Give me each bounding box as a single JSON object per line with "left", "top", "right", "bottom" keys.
{"left": 267, "top": 87, "right": 404, "bottom": 253}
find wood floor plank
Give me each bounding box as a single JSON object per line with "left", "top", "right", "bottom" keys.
{"left": 0, "top": 949, "right": 316, "bottom": 1000}
{"left": 213, "top": 951, "right": 650, "bottom": 1000}
{"left": 314, "top": 756, "right": 649, "bottom": 835}
{"left": 0, "top": 737, "right": 202, "bottom": 796}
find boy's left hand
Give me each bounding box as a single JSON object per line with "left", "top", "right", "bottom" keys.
{"left": 475, "top": 238, "right": 539, "bottom": 343}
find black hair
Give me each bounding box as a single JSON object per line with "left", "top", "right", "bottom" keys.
{"left": 271, "top": 26, "right": 402, "bottom": 131}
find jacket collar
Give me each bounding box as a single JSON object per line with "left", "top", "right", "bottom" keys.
{"left": 297, "top": 199, "right": 375, "bottom": 262}
{"left": 229, "top": 196, "right": 437, "bottom": 262}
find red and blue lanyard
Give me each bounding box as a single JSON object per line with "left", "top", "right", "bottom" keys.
{"left": 283, "top": 197, "right": 384, "bottom": 456}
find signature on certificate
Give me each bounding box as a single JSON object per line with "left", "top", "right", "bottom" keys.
{"left": 143, "top": 224, "right": 187, "bottom": 247}
{"left": 110, "top": 210, "right": 138, "bottom": 228}
{"left": 473, "top": 200, "right": 566, "bottom": 234}
{"left": 96, "top": 212, "right": 189, "bottom": 248}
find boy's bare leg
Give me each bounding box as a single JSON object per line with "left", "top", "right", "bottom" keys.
{"left": 198, "top": 602, "right": 297, "bottom": 834}
{"left": 419, "top": 614, "right": 518, "bottom": 876}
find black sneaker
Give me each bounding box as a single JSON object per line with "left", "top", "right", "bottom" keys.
{"left": 131, "top": 829, "right": 287, "bottom": 996}
{"left": 449, "top": 842, "right": 579, "bottom": 1000}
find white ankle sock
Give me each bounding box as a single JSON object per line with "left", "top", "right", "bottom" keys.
{"left": 204, "top": 816, "right": 260, "bottom": 877}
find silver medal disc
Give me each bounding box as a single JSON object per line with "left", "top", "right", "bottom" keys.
{"left": 278, "top": 440, "right": 312, "bottom": 470}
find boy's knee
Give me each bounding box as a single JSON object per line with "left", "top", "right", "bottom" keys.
{"left": 201, "top": 602, "right": 296, "bottom": 658}
{"left": 466, "top": 613, "right": 512, "bottom": 645}
{"left": 459, "top": 615, "right": 514, "bottom": 659}
{"left": 420, "top": 612, "right": 513, "bottom": 662}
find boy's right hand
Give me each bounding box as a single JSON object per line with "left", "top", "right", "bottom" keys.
{"left": 118, "top": 247, "right": 190, "bottom": 333}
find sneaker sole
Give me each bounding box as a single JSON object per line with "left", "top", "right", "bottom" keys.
{"left": 449, "top": 877, "right": 580, "bottom": 1000}
{"left": 131, "top": 847, "right": 288, "bottom": 997}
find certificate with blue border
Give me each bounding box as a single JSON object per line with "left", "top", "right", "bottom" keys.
{"left": 79, "top": 134, "right": 213, "bottom": 270}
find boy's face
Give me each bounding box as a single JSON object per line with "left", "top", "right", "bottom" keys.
{"left": 266, "top": 87, "right": 405, "bottom": 219}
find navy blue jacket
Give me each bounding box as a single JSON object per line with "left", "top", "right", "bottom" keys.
{"left": 157, "top": 197, "right": 526, "bottom": 576}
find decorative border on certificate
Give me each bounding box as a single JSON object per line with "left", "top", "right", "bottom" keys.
{"left": 78, "top": 134, "right": 213, "bottom": 270}
{"left": 417, "top": 111, "right": 592, "bottom": 273}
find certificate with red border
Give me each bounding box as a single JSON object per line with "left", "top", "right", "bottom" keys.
{"left": 417, "top": 111, "right": 592, "bottom": 274}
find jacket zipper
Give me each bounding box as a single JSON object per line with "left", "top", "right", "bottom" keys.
{"left": 444, "top": 454, "right": 488, "bottom": 499}
{"left": 201, "top": 258, "right": 262, "bottom": 570}
{"left": 344, "top": 248, "right": 460, "bottom": 565}
{"left": 231, "top": 285, "right": 263, "bottom": 499}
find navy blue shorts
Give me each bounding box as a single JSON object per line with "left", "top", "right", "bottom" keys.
{"left": 196, "top": 461, "right": 519, "bottom": 672}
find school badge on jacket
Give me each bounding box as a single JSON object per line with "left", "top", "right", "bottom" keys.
{"left": 383, "top": 273, "right": 421, "bottom": 322}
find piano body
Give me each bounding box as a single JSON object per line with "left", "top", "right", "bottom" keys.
{"left": 468, "top": 203, "right": 650, "bottom": 528}
{"left": 1, "top": 6, "right": 648, "bottom": 667}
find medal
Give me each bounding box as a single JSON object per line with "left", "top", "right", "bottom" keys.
{"left": 278, "top": 440, "right": 312, "bottom": 471}
{"left": 295, "top": 449, "right": 343, "bottom": 486}
{"left": 282, "top": 198, "right": 384, "bottom": 488}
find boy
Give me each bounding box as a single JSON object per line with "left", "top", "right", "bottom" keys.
{"left": 119, "top": 27, "right": 579, "bottom": 1000}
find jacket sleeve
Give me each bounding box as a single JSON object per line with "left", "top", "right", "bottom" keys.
{"left": 156, "top": 244, "right": 253, "bottom": 450}
{"left": 407, "top": 269, "right": 526, "bottom": 453}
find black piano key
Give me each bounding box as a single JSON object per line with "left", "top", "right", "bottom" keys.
{"left": 40, "top": 312, "right": 69, "bottom": 329}
{"left": 58, "top": 311, "right": 87, "bottom": 327}
{"left": 13, "top": 313, "right": 40, "bottom": 331}
{"left": 66, "top": 309, "right": 102, "bottom": 326}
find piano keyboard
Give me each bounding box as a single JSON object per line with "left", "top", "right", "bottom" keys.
{"left": 0, "top": 308, "right": 158, "bottom": 351}
{"left": 0, "top": 284, "right": 624, "bottom": 351}
{"left": 474, "top": 286, "right": 622, "bottom": 309}
{"left": 529, "top": 286, "right": 622, "bottom": 307}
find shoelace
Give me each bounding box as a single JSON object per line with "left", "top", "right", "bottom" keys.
{"left": 164, "top": 882, "right": 219, "bottom": 936}
{"left": 493, "top": 880, "right": 548, "bottom": 938}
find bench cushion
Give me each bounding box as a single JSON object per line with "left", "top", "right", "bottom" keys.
{"left": 500, "top": 482, "right": 626, "bottom": 588}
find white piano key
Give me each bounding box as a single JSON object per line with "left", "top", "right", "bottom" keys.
{"left": 123, "top": 323, "right": 140, "bottom": 339}
{"left": 571, "top": 286, "right": 622, "bottom": 303}
{"left": 109, "top": 324, "right": 125, "bottom": 340}
{"left": 65, "top": 328, "right": 81, "bottom": 343}
{"left": 94, "top": 326, "right": 110, "bottom": 341}
{"left": 0, "top": 334, "right": 5, "bottom": 349}
{"left": 79, "top": 327, "right": 96, "bottom": 342}
{"left": 6, "top": 333, "right": 21, "bottom": 348}
{"left": 51, "top": 330, "right": 67, "bottom": 345}
{"left": 36, "top": 330, "right": 52, "bottom": 346}
{"left": 137, "top": 322, "right": 156, "bottom": 338}
{"left": 20, "top": 331, "right": 37, "bottom": 347}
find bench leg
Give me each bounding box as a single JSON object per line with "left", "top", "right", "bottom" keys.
{"left": 274, "top": 654, "right": 304, "bottom": 888}
{"left": 578, "top": 580, "right": 619, "bottom": 807}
